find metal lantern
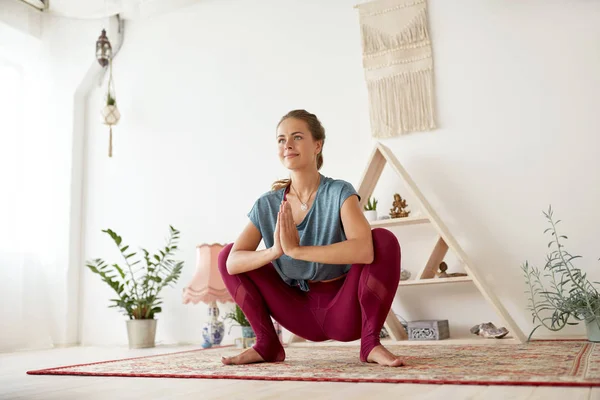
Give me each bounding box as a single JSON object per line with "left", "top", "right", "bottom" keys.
{"left": 95, "top": 29, "right": 112, "bottom": 67}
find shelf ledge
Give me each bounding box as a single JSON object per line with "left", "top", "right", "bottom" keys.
{"left": 399, "top": 276, "right": 473, "bottom": 286}
{"left": 369, "top": 216, "right": 430, "bottom": 227}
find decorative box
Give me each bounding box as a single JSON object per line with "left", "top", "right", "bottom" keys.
{"left": 407, "top": 320, "right": 449, "bottom": 340}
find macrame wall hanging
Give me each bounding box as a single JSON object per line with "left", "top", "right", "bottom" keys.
{"left": 356, "top": 0, "right": 436, "bottom": 138}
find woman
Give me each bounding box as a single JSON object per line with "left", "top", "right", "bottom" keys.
{"left": 218, "top": 109, "right": 404, "bottom": 367}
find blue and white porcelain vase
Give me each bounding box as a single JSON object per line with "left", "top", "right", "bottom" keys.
{"left": 201, "top": 301, "right": 225, "bottom": 348}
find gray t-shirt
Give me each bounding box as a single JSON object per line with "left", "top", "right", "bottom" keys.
{"left": 247, "top": 174, "right": 361, "bottom": 292}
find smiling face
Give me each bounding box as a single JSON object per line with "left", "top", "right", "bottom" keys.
{"left": 277, "top": 117, "right": 322, "bottom": 171}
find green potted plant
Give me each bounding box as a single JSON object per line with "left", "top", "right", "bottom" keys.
{"left": 522, "top": 206, "right": 600, "bottom": 342}
{"left": 106, "top": 92, "right": 116, "bottom": 106}
{"left": 101, "top": 90, "right": 120, "bottom": 125}
{"left": 100, "top": 88, "right": 120, "bottom": 157}
{"left": 86, "top": 225, "right": 184, "bottom": 348}
{"left": 363, "top": 196, "right": 378, "bottom": 222}
{"left": 225, "top": 304, "right": 255, "bottom": 338}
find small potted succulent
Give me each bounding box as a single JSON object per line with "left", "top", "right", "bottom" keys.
{"left": 363, "top": 196, "right": 378, "bottom": 222}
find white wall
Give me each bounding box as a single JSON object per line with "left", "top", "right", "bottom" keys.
{"left": 80, "top": 0, "right": 600, "bottom": 346}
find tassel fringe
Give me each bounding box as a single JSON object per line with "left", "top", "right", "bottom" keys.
{"left": 367, "top": 69, "right": 436, "bottom": 138}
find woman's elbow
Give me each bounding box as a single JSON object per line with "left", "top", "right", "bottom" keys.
{"left": 363, "top": 249, "right": 375, "bottom": 265}
{"left": 225, "top": 256, "right": 239, "bottom": 275}
{"left": 361, "top": 239, "right": 375, "bottom": 265}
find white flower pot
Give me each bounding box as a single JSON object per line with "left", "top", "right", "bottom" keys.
{"left": 586, "top": 317, "right": 600, "bottom": 342}
{"left": 126, "top": 319, "right": 157, "bottom": 349}
{"left": 101, "top": 105, "right": 121, "bottom": 125}
{"left": 364, "top": 210, "right": 377, "bottom": 222}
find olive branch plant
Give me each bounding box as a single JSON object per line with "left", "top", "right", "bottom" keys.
{"left": 522, "top": 206, "right": 600, "bottom": 341}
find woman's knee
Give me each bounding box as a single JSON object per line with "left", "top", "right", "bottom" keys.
{"left": 218, "top": 243, "right": 234, "bottom": 276}
{"left": 369, "top": 228, "right": 401, "bottom": 286}
{"left": 371, "top": 228, "right": 401, "bottom": 259}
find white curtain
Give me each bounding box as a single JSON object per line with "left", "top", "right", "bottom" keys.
{"left": 0, "top": 57, "right": 54, "bottom": 352}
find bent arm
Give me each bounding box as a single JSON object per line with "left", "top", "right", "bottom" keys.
{"left": 226, "top": 221, "right": 278, "bottom": 275}
{"left": 290, "top": 195, "right": 374, "bottom": 265}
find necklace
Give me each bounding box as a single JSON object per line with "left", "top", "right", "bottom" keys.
{"left": 291, "top": 176, "right": 320, "bottom": 211}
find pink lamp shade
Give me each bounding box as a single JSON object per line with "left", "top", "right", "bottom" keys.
{"left": 182, "top": 243, "right": 233, "bottom": 305}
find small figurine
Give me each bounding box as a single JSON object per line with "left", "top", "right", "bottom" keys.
{"left": 389, "top": 193, "right": 410, "bottom": 218}
{"left": 437, "top": 262, "right": 468, "bottom": 278}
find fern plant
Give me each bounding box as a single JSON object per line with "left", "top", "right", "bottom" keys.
{"left": 86, "top": 226, "right": 184, "bottom": 320}
{"left": 522, "top": 206, "right": 600, "bottom": 341}
{"left": 364, "top": 196, "right": 378, "bottom": 211}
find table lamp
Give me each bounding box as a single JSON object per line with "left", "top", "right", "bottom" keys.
{"left": 182, "top": 243, "right": 232, "bottom": 348}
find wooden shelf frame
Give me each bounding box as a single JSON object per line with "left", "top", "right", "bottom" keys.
{"left": 360, "top": 142, "right": 525, "bottom": 343}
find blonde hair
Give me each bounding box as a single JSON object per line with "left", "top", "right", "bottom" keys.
{"left": 271, "top": 109, "right": 326, "bottom": 191}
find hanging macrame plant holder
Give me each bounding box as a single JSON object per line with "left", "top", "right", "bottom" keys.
{"left": 100, "top": 58, "right": 120, "bottom": 157}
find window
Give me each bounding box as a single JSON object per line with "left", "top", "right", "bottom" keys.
{"left": 0, "top": 59, "right": 24, "bottom": 252}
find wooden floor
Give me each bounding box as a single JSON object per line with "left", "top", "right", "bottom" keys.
{"left": 2, "top": 344, "right": 600, "bottom": 400}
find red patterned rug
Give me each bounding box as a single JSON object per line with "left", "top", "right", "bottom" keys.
{"left": 27, "top": 340, "right": 600, "bottom": 387}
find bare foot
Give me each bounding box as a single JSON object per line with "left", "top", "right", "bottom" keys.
{"left": 221, "top": 347, "right": 265, "bottom": 365}
{"left": 366, "top": 345, "right": 405, "bottom": 367}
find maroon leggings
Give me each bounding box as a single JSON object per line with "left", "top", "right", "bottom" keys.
{"left": 218, "top": 228, "right": 401, "bottom": 362}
